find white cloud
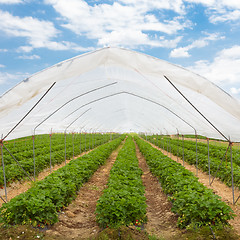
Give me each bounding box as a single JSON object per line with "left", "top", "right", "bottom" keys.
{"left": 170, "top": 32, "right": 222, "bottom": 58}
{"left": 17, "top": 46, "right": 33, "bottom": 53}
{"left": 0, "top": 0, "right": 24, "bottom": 3}
{"left": 18, "top": 54, "right": 40, "bottom": 60}
{"left": 0, "top": 71, "right": 29, "bottom": 87}
{"left": 187, "top": 45, "right": 240, "bottom": 97}
{"left": 0, "top": 64, "right": 5, "bottom": 68}
{"left": 170, "top": 47, "right": 191, "bottom": 58}
{"left": 230, "top": 87, "right": 240, "bottom": 95}
{"left": 45, "top": 0, "right": 191, "bottom": 48}
{"left": 186, "top": 0, "right": 240, "bottom": 23}
{"left": 0, "top": 10, "right": 91, "bottom": 52}
{"left": 0, "top": 10, "right": 59, "bottom": 49}
{"left": 0, "top": 49, "right": 8, "bottom": 52}
{"left": 209, "top": 10, "right": 240, "bottom": 23}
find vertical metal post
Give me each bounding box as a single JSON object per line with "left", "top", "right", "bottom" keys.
{"left": 33, "top": 135, "right": 36, "bottom": 181}
{"left": 182, "top": 135, "right": 184, "bottom": 166}
{"left": 163, "top": 137, "right": 164, "bottom": 151}
{"left": 230, "top": 143, "right": 235, "bottom": 205}
{"left": 72, "top": 132, "right": 74, "bottom": 159}
{"left": 196, "top": 134, "right": 198, "bottom": 176}
{"left": 167, "top": 137, "right": 169, "bottom": 157}
{"left": 89, "top": 131, "right": 91, "bottom": 151}
{"left": 157, "top": 133, "right": 158, "bottom": 146}
{"left": 79, "top": 132, "right": 81, "bottom": 154}
{"left": 92, "top": 131, "right": 94, "bottom": 149}
{"left": 170, "top": 137, "right": 171, "bottom": 158}
{"left": 64, "top": 131, "right": 67, "bottom": 165}
{"left": 50, "top": 132, "right": 52, "bottom": 173}
{"left": 85, "top": 133, "right": 87, "bottom": 152}
{"left": 145, "top": 133, "right": 147, "bottom": 141}
{"left": 177, "top": 134, "right": 179, "bottom": 162}
{"left": 1, "top": 138, "right": 7, "bottom": 202}
{"left": 207, "top": 138, "right": 211, "bottom": 185}
{"left": 95, "top": 132, "right": 97, "bottom": 147}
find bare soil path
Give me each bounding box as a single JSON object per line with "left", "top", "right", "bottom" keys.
{"left": 146, "top": 140, "right": 240, "bottom": 237}
{"left": 0, "top": 150, "right": 93, "bottom": 208}
{"left": 135, "top": 142, "right": 181, "bottom": 239}
{"left": 46, "top": 142, "right": 124, "bottom": 240}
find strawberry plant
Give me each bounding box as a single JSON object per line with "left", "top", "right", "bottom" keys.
{"left": 95, "top": 136, "right": 147, "bottom": 228}
{"left": 0, "top": 135, "right": 124, "bottom": 226}
{"left": 135, "top": 136, "right": 234, "bottom": 229}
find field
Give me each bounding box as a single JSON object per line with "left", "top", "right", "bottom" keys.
{"left": 0, "top": 134, "right": 240, "bottom": 240}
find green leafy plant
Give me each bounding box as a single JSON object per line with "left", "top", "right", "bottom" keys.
{"left": 95, "top": 136, "right": 147, "bottom": 228}
{"left": 0, "top": 136, "right": 124, "bottom": 226}
{"left": 135, "top": 136, "right": 234, "bottom": 229}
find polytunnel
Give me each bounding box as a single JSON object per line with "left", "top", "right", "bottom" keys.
{"left": 1, "top": 46, "right": 240, "bottom": 142}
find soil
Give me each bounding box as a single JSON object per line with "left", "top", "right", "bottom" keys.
{"left": 135, "top": 142, "right": 182, "bottom": 239}
{"left": 0, "top": 149, "right": 93, "bottom": 208}
{"left": 147, "top": 140, "right": 240, "bottom": 237}
{"left": 45, "top": 142, "right": 124, "bottom": 239}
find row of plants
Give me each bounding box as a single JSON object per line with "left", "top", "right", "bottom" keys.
{"left": 1, "top": 133, "right": 118, "bottom": 163}
{"left": 147, "top": 135, "right": 240, "bottom": 189}
{"left": 0, "top": 136, "right": 124, "bottom": 227}
{"left": 95, "top": 136, "right": 147, "bottom": 228}
{"left": 134, "top": 136, "right": 234, "bottom": 229}
{"left": 158, "top": 135, "right": 240, "bottom": 167}
{"left": 0, "top": 134, "right": 116, "bottom": 187}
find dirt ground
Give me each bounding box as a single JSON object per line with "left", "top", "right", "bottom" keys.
{"left": 0, "top": 150, "right": 93, "bottom": 208}
{"left": 148, "top": 140, "right": 240, "bottom": 237}
{"left": 135, "top": 142, "right": 181, "bottom": 239}
{"left": 46, "top": 142, "right": 124, "bottom": 239}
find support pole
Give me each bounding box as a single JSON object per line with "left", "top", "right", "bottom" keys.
{"left": 182, "top": 135, "right": 184, "bottom": 166}
{"left": 164, "top": 75, "right": 229, "bottom": 142}
{"left": 207, "top": 138, "right": 211, "bottom": 185}
{"left": 170, "top": 137, "right": 172, "bottom": 158}
{"left": 177, "top": 133, "right": 179, "bottom": 162}
{"left": 85, "top": 133, "right": 87, "bottom": 152}
{"left": 230, "top": 142, "right": 235, "bottom": 205}
{"left": 1, "top": 139, "right": 7, "bottom": 202}
{"left": 79, "top": 131, "right": 81, "bottom": 154}
{"left": 3, "top": 143, "right": 32, "bottom": 182}
{"left": 196, "top": 133, "right": 198, "bottom": 176}
{"left": 72, "top": 132, "right": 74, "bottom": 159}
{"left": 33, "top": 135, "right": 36, "bottom": 181}
{"left": 50, "top": 132, "right": 52, "bottom": 173}
{"left": 64, "top": 132, "right": 67, "bottom": 165}
{"left": 167, "top": 137, "right": 169, "bottom": 157}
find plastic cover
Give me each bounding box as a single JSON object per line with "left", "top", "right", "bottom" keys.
{"left": 0, "top": 47, "right": 240, "bottom": 141}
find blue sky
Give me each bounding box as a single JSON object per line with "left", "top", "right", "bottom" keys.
{"left": 1, "top": 0, "right": 240, "bottom": 99}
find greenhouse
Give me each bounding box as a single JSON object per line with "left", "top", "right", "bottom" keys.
{"left": 0, "top": 47, "right": 240, "bottom": 239}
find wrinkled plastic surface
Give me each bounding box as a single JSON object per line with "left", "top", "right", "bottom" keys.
{"left": 1, "top": 47, "right": 240, "bottom": 141}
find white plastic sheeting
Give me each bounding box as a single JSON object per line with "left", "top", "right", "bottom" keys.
{"left": 1, "top": 47, "right": 240, "bottom": 141}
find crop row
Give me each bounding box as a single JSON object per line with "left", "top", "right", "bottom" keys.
{"left": 134, "top": 136, "right": 234, "bottom": 229}
{"left": 146, "top": 135, "right": 240, "bottom": 189}
{"left": 95, "top": 136, "right": 147, "bottom": 228}
{"left": 153, "top": 135, "right": 240, "bottom": 167}
{"left": 1, "top": 133, "right": 118, "bottom": 163}
{"left": 0, "top": 136, "right": 124, "bottom": 226}
{"left": 0, "top": 134, "right": 119, "bottom": 186}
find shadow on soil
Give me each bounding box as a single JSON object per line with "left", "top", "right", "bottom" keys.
{"left": 0, "top": 225, "right": 239, "bottom": 240}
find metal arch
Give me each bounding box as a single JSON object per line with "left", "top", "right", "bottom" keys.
{"left": 63, "top": 91, "right": 197, "bottom": 133}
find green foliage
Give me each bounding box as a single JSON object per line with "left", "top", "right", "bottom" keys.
{"left": 0, "top": 133, "right": 120, "bottom": 186}
{"left": 147, "top": 135, "right": 240, "bottom": 189}
{"left": 134, "top": 136, "right": 234, "bottom": 229}
{"left": 95, "top": 136, "right": 147, "bottom": 228}
{"left": 0, "top": 136, "right": 124, "bottom": 226}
